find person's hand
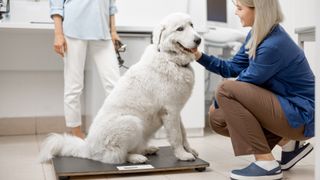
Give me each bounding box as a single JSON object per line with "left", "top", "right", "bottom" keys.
{"left": 111, "top": 31, "right": 121, "bottom": 46}
{"left": 209, "top": 105, "right": 215, "bottom": 115}
{"left": 192, "top": 49, "right": 202, "bottom": 61}
{"left": 54, "top": 33, "right": 67, "bottom": 57}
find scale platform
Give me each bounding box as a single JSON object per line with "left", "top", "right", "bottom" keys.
{"left": 52, "top": 146, "right": 210, "bottom": 180}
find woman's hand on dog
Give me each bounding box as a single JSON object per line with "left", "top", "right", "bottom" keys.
{"left": 192, "top": 49, "right": 202, "bottom": 61}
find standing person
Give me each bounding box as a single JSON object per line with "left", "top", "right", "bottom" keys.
{"left": 193, "top": 0, "right": 314, "bottom": 179}
{"left": 50, "top": 0, "right": 121, "bottom": 139}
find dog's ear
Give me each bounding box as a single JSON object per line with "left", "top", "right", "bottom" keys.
{"left": 152, "top": 24, "right": 165, "bottom": 51}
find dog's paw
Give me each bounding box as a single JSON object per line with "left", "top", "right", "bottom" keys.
{"left": 144, "top": 146, "right": 159, "bottom": 155}
{"left": 185, "top": 147, "right": 199, "bottom": 157}
{"left": 127, "top": 154, "right": 148, "bottom": 164}
{"left": 175, "top": 151, "right": 196, "bottom": 161}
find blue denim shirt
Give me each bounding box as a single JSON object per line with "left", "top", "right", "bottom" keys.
{"left": 49, "top": 0, "right": 118, "bottom": 40}
{"left": 198, "top": 25, "right": 315, "bottom": 137}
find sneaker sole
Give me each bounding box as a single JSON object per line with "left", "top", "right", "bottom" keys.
{"left": 230, "top": 172, "right": 283, "bottom": 180}
{"left": 281, "top": 143, "right": 313, "bottom": 171}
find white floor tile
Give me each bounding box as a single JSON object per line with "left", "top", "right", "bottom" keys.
{"left": 283, "top": 165, "right": 315, "bottom": 179}
{"left": 0, "top": 135, "right": 45, "bottom": 180}
{"left": 164, "top": 169, "right": 229, "bottom": 180}
{"left": 71, "top": 173, "right": 169, "bottom": 180}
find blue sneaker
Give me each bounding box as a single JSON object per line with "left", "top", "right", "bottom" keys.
{"left": 230, "top": 163, "right": 282, "bottom": 180}
{"left": 280, "top": 141, "right": 313, "bottom": 171}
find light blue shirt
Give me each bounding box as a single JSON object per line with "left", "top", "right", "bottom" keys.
{"left": 49, "top": 0, "right": 118, "bottom": 40}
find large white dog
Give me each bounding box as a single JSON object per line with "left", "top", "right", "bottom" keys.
{"left": 40, "top": 12, "right": 202, "bottom": 164}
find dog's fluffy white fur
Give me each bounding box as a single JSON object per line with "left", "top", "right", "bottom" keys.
{"left": 39, "top": 12, "right": 201, "bottom": 164}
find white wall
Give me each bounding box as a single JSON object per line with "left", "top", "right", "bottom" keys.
{"left": 116, "top": 0, "right": 206, "bottom": 32}
{"left": 188, "top": 0, "right": 206, "bottom": 32}
{"left": 279, "top": 0, "right": 316, "bottom": 72}
{"left": 116, "top": 0, "right": 188, "bottom": 27}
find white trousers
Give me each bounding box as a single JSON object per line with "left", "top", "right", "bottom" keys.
{"left": 64, "top": 37, "right": 120, "bottom": 127}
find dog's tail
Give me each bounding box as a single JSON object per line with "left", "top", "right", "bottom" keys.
{"left": 39, "top": 133, "right": 90, "bottom": 163}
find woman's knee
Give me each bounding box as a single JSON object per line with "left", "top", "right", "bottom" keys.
{"left": 208, "top": 105, "right": 228, "bottom": 135}
{"left": 215, "top": 80, "right": 236, "bottom": 102}
{"left": 216, "top": 80, "right": 253, "bottom": 101}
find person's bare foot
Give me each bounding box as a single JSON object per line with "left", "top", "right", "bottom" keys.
{"left": 71, "top": 126, "right": 85, "bottom": 139}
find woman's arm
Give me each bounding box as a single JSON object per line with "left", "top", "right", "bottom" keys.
{"left": 194, "top": 44, "right": 249, "bottom": 78}
{"left": 49, "top": 0, "right": 66, "bottom": 57}
{"left": 52, "top": 15, "right": 66, "bottom": 57}
{"left": 109, "top": 15, "right": 120, "bottom": 44}
{"left": 109, "top": 0, "right": 120, "bottom": 44}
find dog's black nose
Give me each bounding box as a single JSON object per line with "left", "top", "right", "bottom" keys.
{"left": 194, "top": 38, "right": 201, "bottom": 45}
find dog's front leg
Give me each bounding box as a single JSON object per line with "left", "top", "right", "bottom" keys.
{"left": 162, "top": 112, "right": 196, "bottom": 161}
{"left": 180, "top": 121, "right": 198, "bottom": 157}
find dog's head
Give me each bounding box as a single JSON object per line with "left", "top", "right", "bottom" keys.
{"left": 152, "top": 13, "right": 201, "bottom": 66}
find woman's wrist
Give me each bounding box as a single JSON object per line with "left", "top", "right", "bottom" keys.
{"left": 54, "top": 32, "right": 64, "bottom": 36}
{"left": 194, "top": 51, "right": 202, "bottom": 61}
{"left": 110, "top": 27, "right": 117, "bottom": 33}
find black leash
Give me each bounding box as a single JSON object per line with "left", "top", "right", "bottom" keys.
{"left": 114, "top": 40, "right": 129, "bottom": 69}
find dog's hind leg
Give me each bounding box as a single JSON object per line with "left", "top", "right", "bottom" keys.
{"left": 101, "top": 147, "right": 127, "bottom": 164}
{"left": 143, "top": 146, "right": 159, "bottom": 155}
{"left": 100, "top": 115, "right": 145, "bottom": 164}
{"left": 135, "top": 145, "right": 159, "bottom": 155}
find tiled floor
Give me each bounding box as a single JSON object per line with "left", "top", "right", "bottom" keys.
{"left": 0, "top": 130, "right": 315, "bottom": 180}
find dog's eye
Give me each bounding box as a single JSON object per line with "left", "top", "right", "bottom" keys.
{"left": 176, "top": 27, "right": 184, "bottom": 31}
{"left": 190, "top": 23, "right": 194, "bottom": 28}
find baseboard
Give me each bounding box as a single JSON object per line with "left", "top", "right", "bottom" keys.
{"left": 0, "top": 117, "right": 204, "bottom": 138}
{"left": 0, "top": 116, "right": 72, "bottom": 136}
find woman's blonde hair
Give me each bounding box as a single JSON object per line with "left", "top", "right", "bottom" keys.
{"left": 238, "top": 0, "right": 284, "bottom": 59}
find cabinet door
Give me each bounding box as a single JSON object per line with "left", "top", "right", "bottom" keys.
{"left": 117, "top": 33, "right": 152, "bottom": 75}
